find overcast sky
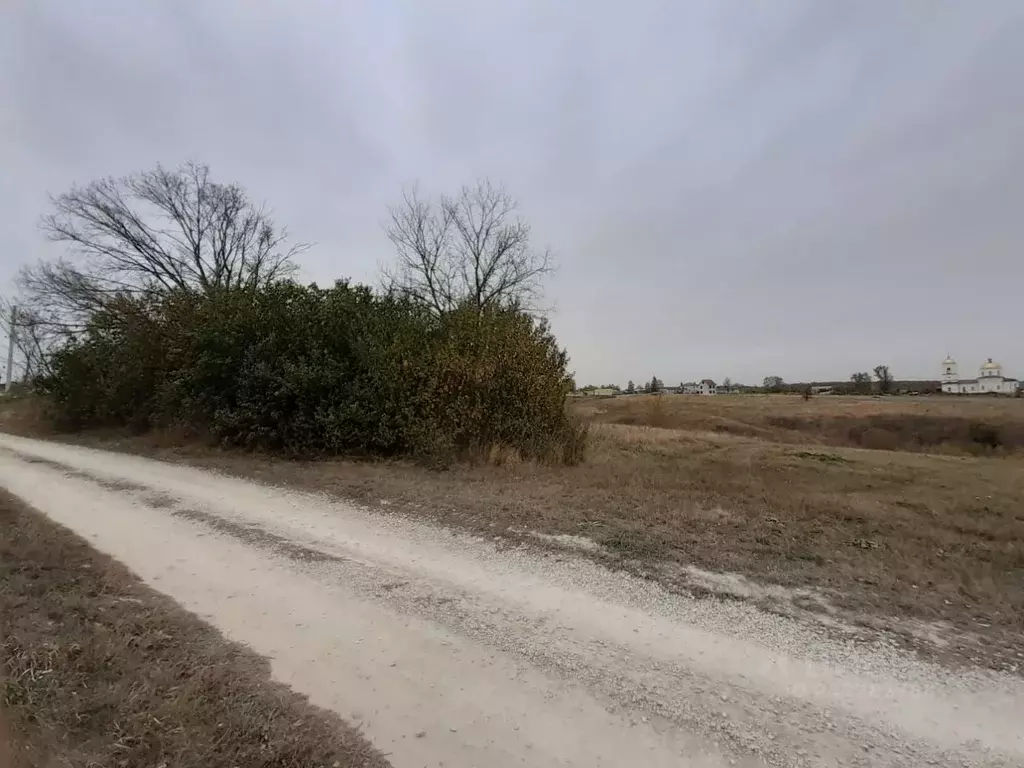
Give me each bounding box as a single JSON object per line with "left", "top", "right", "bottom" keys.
{"left": 2, "top": 1, "right": 1022, "bottom": 385}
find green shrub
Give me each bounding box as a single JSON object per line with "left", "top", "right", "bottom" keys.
{"left": 43, "top": 297, "right": 173, "bottom": 432}
{"left": 39, "top": 282, "right": 585, "bottom": 465}
{"left": 408, "top": 304, "right": 586, "bottom": 464}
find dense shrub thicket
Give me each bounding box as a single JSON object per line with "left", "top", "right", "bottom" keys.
{"left": 40, "top": 282, "right": 586, "bottom": 465}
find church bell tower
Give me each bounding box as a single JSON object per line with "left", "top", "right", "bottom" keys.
{"left": 941, "top": 356, "right": 958, "bottom": 383}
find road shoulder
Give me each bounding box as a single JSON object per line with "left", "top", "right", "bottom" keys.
{"left": 0, "top": 489, "right": 389, "bottom": 768}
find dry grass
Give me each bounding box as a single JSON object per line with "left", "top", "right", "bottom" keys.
{"left": 2, "top": 393, "right": 1023, "bottom": 670}
{"left": 576, "top": 392, "right": 1024, "bottom": 455}
{"left": 0, "top": 489, "right": 389, "bottom": 768}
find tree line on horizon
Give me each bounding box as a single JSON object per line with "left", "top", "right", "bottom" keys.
{"left": 577, "top": 366, "right": 907, "bottom": 396}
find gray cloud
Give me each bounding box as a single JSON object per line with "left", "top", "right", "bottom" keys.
{"left": 3, "top": 0, "right": 1022, "bottom": 385}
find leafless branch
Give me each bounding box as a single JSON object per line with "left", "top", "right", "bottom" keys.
{"left": 382, "top": 179, "right": 553, "bottom": 315}
{"left": 0, "top": 300, "right": 62, "bottom": 383}
{"left": 19, "top": 161, "right": 307, "bottom": 332}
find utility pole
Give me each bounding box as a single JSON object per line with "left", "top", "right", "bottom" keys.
{"left": 5, "top": 305, "right": 15, "bottom": 393}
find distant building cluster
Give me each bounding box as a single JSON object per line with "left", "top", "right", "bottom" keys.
{"left": 576, "top": 357, "right": 1020, "bottom": 399}
{"left": 941, "top": 357, "right": 1018, "bottom": 395}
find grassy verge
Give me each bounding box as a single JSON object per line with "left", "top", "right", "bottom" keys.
{"left": 0, "top": 489, "right": 389, "bottom": 768}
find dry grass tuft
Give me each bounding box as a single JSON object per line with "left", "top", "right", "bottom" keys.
{"left": 0, "top": 491, "right": 389, "bottom": 768}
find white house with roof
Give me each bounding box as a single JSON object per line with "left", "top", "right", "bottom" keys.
{"left": 681, "top": 379, "right": 716, "bottom": 396}
{"left": 941, "top": 356, "right": 1018, "bottom": 395}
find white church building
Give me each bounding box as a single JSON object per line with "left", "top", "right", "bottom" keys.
{"left": 941, "top": 356, "right": 1018, "bottom": 395}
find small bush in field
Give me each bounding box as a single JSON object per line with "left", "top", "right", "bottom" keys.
{"left": 39, "top": 283, "right": 585, "bottom": 465}
{"left": 642, "top": 395, "right": 671, "bottom": 429}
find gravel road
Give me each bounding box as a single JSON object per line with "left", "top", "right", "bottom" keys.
{"left": 0, "top": 432, "right": 1020, "bottom": 768}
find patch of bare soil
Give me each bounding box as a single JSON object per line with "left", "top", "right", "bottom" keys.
{"left": 0, "top": 490, "right": 389, "bottom": 768}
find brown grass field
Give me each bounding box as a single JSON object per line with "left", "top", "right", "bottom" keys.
{"left": 579, "top": 391, "right": 1024, "bottom": 454}
{"left": 2, "top": 393, "right": 1023, "bottom": 671}
{"left": 0, "top": 490, "right": 388, "bottom": 768}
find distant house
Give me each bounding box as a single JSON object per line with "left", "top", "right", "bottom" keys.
{"left": 681, "top": 379, "right": 720, "bottom": 396}
{"left": 575, "top": 387, "right": 619, "bottom": 397}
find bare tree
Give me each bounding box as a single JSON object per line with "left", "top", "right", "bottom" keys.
{"left": 18, "top": 161, "right": 306, "bottom": 331}
{"left": 0, "top": 301, "right": 57, "bottom": 383}
{"left": 850, "top": 371, "right": 872, "bottom": 394}
{"left": 873, "top": 365, "right": 894, "bottom": 394}
{"left": 383, "top": 180, "right": 553, "bottom": 315}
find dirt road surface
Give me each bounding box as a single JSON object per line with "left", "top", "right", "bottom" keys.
{"left": 0, "top": 433, "right": 1020, "bottom": 768}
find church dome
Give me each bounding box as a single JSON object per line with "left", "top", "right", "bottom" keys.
{"left": 981, "top": 358, "right": 1001, "bottom": 370}
{"left": 942, "top": 356, "right": 956, "bottom": 365}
